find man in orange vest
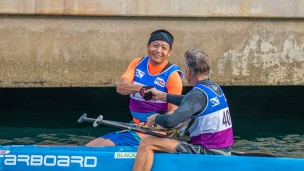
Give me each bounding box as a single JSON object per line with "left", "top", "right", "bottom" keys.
{"left": 86, "top": 29, "right": 183, "bottom": 147}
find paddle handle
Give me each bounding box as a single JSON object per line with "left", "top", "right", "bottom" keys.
{"left": 93, "top": 115, "right": 103, "bottom": 127}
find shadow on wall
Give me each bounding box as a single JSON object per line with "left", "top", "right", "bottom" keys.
{"left": 0, "top": 86, "right": 304, "bottom": 138}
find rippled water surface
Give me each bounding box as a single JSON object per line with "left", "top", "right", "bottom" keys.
{"left": 1, "top": 86, "right": 303, "bottom": 158}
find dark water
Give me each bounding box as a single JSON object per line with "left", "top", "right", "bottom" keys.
{"left": 0, "top": 86, "right": 304, "bottom": 158}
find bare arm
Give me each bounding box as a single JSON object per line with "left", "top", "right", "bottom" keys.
{"left": 116, "top": 78, "right": 143, "bottom": 95}
{"left": 116, "top": 58, "right": 144, "bottom": 95}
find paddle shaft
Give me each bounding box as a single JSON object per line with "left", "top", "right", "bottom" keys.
{"left": 80, "top": 116, "right": 170, "bottom": 138}
{"left": 80, "top": 116, "right": 136, "bottom": 127}
{"left": 78, "top": 114, "right": 277, "bottom": 157}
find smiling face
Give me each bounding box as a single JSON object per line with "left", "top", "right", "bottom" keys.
{"left": 147, "top": 40, "right": 172, "bottom": 66}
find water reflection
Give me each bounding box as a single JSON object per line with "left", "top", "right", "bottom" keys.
{"left": 234, "top": 135, "right": 304, "bottom": 158}
{"left": 0, "top": 86, "right": 303, "bottom": 158}
{"left": 1, "top": 127, "right": 303, "bottom": 158}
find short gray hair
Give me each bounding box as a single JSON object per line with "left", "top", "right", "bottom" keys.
{"left": 184, "top": 49, "right": 211, "bottom": 77}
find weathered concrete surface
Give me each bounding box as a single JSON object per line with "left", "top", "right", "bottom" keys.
{"left": 0, "top": 0, "right": 304, "bottom": 18}
{"left": 0, "top": 1, "right": 304, "bottom": 87}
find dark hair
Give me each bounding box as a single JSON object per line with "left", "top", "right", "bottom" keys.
{"left": 184, "top": 49, "right": 211, "bottom": 76}
{"left": 148, "top": 29, "right": 174, "bottom": 49}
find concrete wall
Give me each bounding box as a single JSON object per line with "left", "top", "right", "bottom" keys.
{"left": 0, "top": 0, "right": 304, "bottom": 87}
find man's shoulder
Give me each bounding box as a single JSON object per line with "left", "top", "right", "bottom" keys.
{"left": 128, "top": 57, "right": 146, "bottom": 68}
{"left": 131, "top": 57, "right": 144, "bottom": 63}
{"left": 184, "top": 88, "right": 207, "bottom": 102}
{"left": 166, "top": 70, "right": 183, "bottom": 95}
{"left": 167, "top": 71, "right": 183, "bottom": 84}
{"left": 197, "top": 79, "right": 222, "bottom": 95}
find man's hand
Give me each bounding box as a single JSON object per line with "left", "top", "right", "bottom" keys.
{"left": 144, "top": 88, "right": 166, "bottom": 102}
{"left": 146, "top": 114, "right": 159, "bottom": 130}
{"left": 136, "top": 122, "right": 146, "bottom": 128}
{"left": 139, "top": 86, "right": 154, "bottom": 100}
